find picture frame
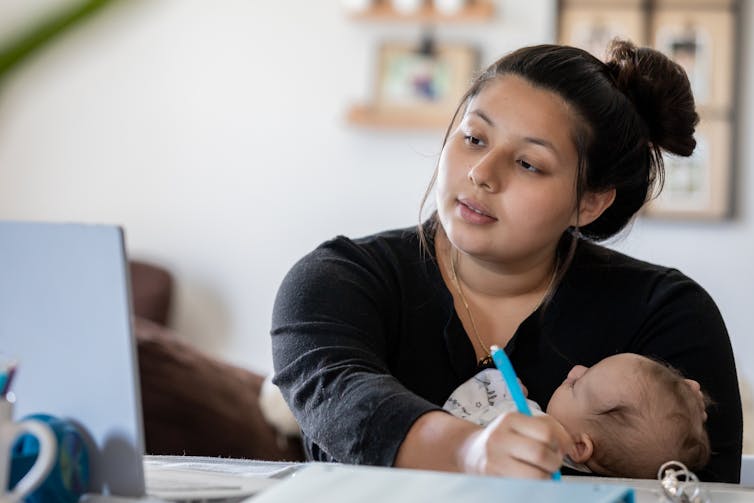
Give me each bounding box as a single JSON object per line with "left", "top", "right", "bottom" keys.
{"left": 556, "top": 0, "right": 737, "bottom": 221}
{"left": 651, "top": 8, "right": 735, "bottom": 112}
{"left": 559, "top": 3, "right": 646, "bottom": 60}
{"left": 644, "top": 118, "right": 731, "bottom": 219}
{"left": 373, "top": 42, "right": 478, "bottom": 121}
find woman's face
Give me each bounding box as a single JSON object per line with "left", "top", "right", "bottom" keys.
{"left": 435, "top": 74, "right": 583, "bottom": 267}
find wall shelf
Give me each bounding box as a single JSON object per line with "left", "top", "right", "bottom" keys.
{"left": 348, "top": 1, "right": 494, "bottom": 23}
{"left": 346, "top": 104, "right": 451, "bottom": 129}
{"left": 344, "top": 1, "right": 490, "bottom": 130}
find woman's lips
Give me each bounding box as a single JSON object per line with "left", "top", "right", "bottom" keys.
{"left": 457, "top": 198, "right": 497, "bottom": 224}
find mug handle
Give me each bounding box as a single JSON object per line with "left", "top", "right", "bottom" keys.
{"left": 6, "top": 419, "right": 56, "bottom": 502}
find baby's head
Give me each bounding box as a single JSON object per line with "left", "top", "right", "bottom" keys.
{"left": 546, "top": 353, "right": 710, "bottom": 479}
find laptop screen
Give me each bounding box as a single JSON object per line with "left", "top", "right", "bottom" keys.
{"left": 0, "top": 221, "right": 145, "bottom": 497}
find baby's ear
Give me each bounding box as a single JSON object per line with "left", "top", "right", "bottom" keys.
{"left": 684, "top": 378, "right": 708, "bottom": 422}
{"left": 569, "top": 432, "right": 594, "bottom": 464}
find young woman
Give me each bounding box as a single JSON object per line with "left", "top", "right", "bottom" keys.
{"left": 270, "top": 40, "right": 742, "bottom": 482}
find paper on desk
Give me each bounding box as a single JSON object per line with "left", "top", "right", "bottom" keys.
{"left": 244, "top": 464, "right": 636, "bottom": 503}
{"left": 144, "top": 455, "right": 303, "bottom": 500}
{"left": 145, "top": 455, "right": 302, "bottom": 478}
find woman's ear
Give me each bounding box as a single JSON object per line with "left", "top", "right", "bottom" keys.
{"left": 570, "top": 432, "right": 595, "bottom": 464}
{"left": 573, "top": 188, "right": 616, "bottom": 227}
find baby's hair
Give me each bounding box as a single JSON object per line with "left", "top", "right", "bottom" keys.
{"left": 588, "top": 356, "right": 711, "bottom": 479}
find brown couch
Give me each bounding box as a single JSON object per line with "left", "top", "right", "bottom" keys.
{"left": 130, "top": 260, "right": 304, "bottom": 461}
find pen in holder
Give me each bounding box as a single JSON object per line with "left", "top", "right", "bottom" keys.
{"left": 0, "top": 364, "right": 16, "bottom": 399}
{"left": 1, "top": 359, "right": 89, "bottom": 503}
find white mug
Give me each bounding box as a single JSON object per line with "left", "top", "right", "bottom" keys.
{"left": 0, "top": 399, "right": 56, "bottom": 503}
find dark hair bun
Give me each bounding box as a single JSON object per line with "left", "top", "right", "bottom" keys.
{"left": 605, "top": 39, "right": 699, "bottom": 157}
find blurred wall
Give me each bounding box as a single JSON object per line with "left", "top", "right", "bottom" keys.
{"left": 0, "top": 0, "right": 751, "bottom": 387}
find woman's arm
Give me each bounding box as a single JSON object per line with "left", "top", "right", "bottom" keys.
{"left": 396, "top": 410, "right": 572, "bottom": 478}
{"left": 272, "top": 239, "right": 441, "bottom": 466}
{"left": 395, "top": 411, "right": 479, "bottom": 472}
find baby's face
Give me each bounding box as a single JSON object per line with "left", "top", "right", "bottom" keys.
{"left": 546, "top": 353, "right": 645, "bottom": 436}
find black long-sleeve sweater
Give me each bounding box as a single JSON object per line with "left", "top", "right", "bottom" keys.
{"left": 271, "top": 225, "right": 742, "bottom": 482}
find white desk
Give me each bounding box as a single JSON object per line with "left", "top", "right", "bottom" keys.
{"left": 140, "top": 456, "right": 754, "bottom": 503}
{"left": 572, "top": 475, "right": 754, "bottom": 502}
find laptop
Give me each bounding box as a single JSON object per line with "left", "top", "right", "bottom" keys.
{"left": 0, "top": 221, "right": 278, "bottom": 500}
{"left": 0, "top": 221, "right": 144, "bottom": 497}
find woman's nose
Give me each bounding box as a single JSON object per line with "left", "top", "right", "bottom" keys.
{"left": 467, "top": 153, "right": 502, "bottom": 191}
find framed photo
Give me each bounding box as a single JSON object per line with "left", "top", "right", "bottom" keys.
{"left": 374, "top": 42, "right": 478, "bottom": 120}
{"left": 559, "top": 4, "right": 646, "bottom": 60}
{"left": 645, "top": 118, "right": 731, "bottom": 219}
{"left": 651, "top": 8, "right": 734, "bottom": 111}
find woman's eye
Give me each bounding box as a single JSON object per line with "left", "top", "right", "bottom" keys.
{"left": 518, "top": 159, "right": 540, "bottom": 173}
{"left": 464, "top": 135, "right": 483, "bottom": 146}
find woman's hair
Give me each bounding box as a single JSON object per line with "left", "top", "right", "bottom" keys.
{"left": 418, "top": 40, "right": 698, "bottom": 288}
{"left": 588, "top": 357, "right": 711, "bottom": 479}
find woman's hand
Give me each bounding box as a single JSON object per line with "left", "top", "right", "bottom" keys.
{"left": 395, "top": 410, "right": 571, "bottom": 478}
{"left": 458, "top": 412, "right": 573, "bottom": 478}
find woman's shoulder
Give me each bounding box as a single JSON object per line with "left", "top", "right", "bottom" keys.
{"left": 572, "top": 239, "right": 680, "bottom": 277}
{"left": 567, "top": 239, "right": 712, "bottom": 303}
{"left": 306, "top": 224, "right": 432, "bottom": 268}
{"left": 273, "top": 224, "right": 442, "bottom": 322}
{"left": 281, "top": 224, "right": 436, "bottom": 289}
{"left": 332, "top": 224, "right": 426, "bottom": 252}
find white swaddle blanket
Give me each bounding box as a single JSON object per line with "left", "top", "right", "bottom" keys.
{"left": 443, "top": 368, "right": 543, "bottom": 425}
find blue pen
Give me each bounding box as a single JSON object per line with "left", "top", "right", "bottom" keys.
{"left": 0, "top": 359, "right": 17, "bottom": 397}
{"left": 490, "top": 345, "right": 562, "bottom": 481}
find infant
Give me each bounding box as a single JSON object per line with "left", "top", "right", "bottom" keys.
{"left": 443, "top": 353, "right": 710, "bottom": 479}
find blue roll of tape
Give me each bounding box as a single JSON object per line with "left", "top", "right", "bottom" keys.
{"left": 10, "top": 414, "right": 89, "bottom": 503}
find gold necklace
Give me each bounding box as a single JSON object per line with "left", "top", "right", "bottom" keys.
{"left": 447, "top": 246, "right": 557, "bottom": 367}
{"left": 448, "top": 248, "right": 493, "bottom": 366}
